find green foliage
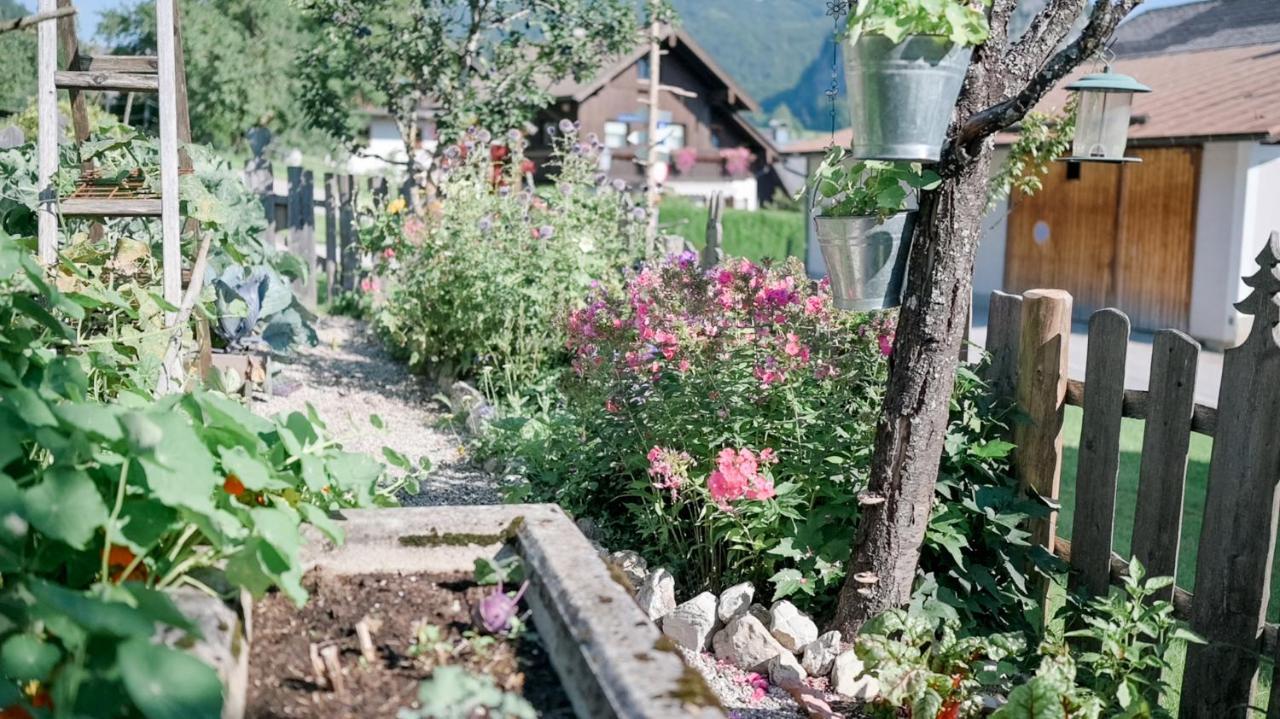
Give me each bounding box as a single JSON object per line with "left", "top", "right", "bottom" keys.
{"left": 0, "top": 229, "right": 395, "bottom": 717}
{"left": 857, "top": 608, "right": 1026, "bottom": 719}
{"left": 989, "top": 97, "right": 1078, "bottom": 208}
{"left": 847, "top": 0, "right": 991, "bottom": 46}
{"left": 98, "top": 0, "right": 323, "bottom": 150}
{"left": 0, "top": 0, "right": 35, "bottom": 117}
{"left": 372, "top": 126, "right": 645, "bottom": 401}
{"left": 296, "top": 0, "right": 640, "bottom": 152}
{"left": 399, "top": 666, "right": 536, "bottom": 719}
{"left": 801, "top": 146, "right": 941, "bottom": 220}
{"left": 658, "top": 196, "right": 803, "bottom": 262}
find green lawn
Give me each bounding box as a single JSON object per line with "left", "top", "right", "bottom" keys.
{"left": 1057, "top": 405, "right": 1276, "bottom": 712}
{"left": 658, "top": 197, "right": 804, "bottom": 262}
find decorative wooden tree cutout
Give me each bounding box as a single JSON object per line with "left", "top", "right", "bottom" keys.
{"left": 1181, "top": 231, "right": 1280, "bottom": 718}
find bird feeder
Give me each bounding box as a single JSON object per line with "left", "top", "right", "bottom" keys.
{"left": 1062, "top": 67, "right": 1151, "bottom": 163}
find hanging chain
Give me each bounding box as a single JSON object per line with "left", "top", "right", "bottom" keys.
{"left": 825, "top": 1, "right": 850, "bottom": 147}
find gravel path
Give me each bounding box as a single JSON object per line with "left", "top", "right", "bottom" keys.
{"left": 253, "top": 316, "right": 500, "bottom": 506}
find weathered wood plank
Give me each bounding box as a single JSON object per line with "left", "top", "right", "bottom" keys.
{"left": 75, "top": 55, "right": 158, "bottom": 73}
{"left": 287, "top": 167, "right": 317, "bottom": 311}
{"left": 1014, "top": 289, "right": 1073, "bottom": 569}
{"left": 338, "top": 175, "right": 356, "bottom": 292}
{"left": 35, "top": 0, "right": 58, "bottom": 266}
{"left": 155, "top": 0, "right": 182, "bottom": 312}
{"left": 60, "top": 198, "right": 163, "bottom": 216}
{"left": 0, "top": 5, "right": 74, "bottom": 33}
{"left": 54, "top": 70, "right": 158, "bottom": 92}
{"left": 1070, "top": 309, "right": 1129, "bottom": 597}
{"left": 1181, "top": 233, "right": 1280, "bottom": 717}
{"left": 983, "top": 290, "right": 1024, "bottom": 407}
{"left": 1064, "top": 379, "right": 1217, "bottom": 437}
{"left": 55, "top": 1, "right": 90, "bottom": 147}
{"left": 324, "top": 173, "right": 337, "bottom": 303}
{"left": 1130, "top": 330, "right": 1199, "bottom": 601}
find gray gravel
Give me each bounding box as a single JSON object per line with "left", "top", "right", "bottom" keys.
{"left": 253, "top": 316, "right": 500, "bottom": 506}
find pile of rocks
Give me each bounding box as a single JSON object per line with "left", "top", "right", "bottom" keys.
{"left": 621, "top": 553, "right": 880, "bottom": 703}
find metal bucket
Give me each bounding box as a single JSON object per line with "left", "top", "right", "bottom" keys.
{"left": 844, "top": 35, "right": 973, "bottom": 162}
{"left": 815, "top": 213, "right": 915, "bottom": 311}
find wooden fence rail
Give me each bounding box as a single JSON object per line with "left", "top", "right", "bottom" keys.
{"left": 986, "top": 231, "right": 1280, "bottom": 718}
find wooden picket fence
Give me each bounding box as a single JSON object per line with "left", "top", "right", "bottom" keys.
{"left": 245, "top": 160, "right": 396, "bottom": 309}
{"left": 984, "top": 232, "right": 1280, "bottom": 717}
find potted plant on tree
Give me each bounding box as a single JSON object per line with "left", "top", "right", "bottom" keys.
{"left": 844, "top": 0, "right": 990, "bottom": 161}
{"left": 803, "top": 145, "right": 940, "bottom": 311}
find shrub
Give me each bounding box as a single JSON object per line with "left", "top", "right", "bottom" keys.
{"left": 658, "top": 196, "right": 804, "bottom": 262}
{"left": 483, "top": 255, "right": 1045, "bottom": 627}
{"left": 372, "top": 125, "right": 646, "bottom": 401}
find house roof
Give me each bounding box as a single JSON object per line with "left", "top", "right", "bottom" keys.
{"left": 1111, "top": 0, "right": 1280, "bottom": 57}
{"left": 549, "top": 26, "right": 762, "bottom": 115}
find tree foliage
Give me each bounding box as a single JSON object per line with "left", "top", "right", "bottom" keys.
{"left": 0, "top": 0, "right": 36, "bottom": 117}
{"left": 98, "top": 0, "right": 320, "bottom": 150}
{"left": 294, "top": 0, "right": 641, "bottom": 159}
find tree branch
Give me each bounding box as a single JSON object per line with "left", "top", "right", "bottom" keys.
{"left": 1006, "top": 0, "right": 1087, "bottom": 79}
{"left": 953, "top": 0, "right": 1143, "bottom": 156}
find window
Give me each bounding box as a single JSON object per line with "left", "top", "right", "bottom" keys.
{"left": 637, "top": 57, "right": 651, "bottom": 80}
{"left": 661, "top": 124, "right": 685, "bottom": 150}
{"left": 1066, "top": 161, "right": 1082, "bottom": 181}
{"left": 604, "top": 121, "right": 628, "bottom": 149}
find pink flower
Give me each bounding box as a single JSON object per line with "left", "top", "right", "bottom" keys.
{"left": 678, "top": 358, "right": 691, "bottom": 373}
{"left": 359, "top": 277, "right": 381, "bottom": 293}
{"left": 804, "top": 295, "right": 825, "bottom": 316}
{"left": 743, "top": 673, "right": 768, "bottom": 702}
{"left": 878, "top": 332, "right": 894, "bottom": 357}
{"left": 383, "top": 247, "right": 396, "bottom": 260}
{"left": 648, "top": 447, "right": 693, "bottom": 499}
{"left": 783, "top": 334, "right": 810, "bottom": 364}
{"left": 707, "top": 448, "right": 775, "bottom": 507}
{"left": 605, "top": 398, "right": 620, "bottom": 414}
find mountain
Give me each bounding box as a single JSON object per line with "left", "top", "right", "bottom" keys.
{"left": 671, "top": 0, "right": 843, "bottom": 132}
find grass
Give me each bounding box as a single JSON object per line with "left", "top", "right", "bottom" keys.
{"left": 1057, "top": 405, "right": 1276, "bottom": 713}
{"left": 658, "top": 197, "right": 804, "bottom": 263}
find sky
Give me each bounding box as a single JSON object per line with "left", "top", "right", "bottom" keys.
{"left": 25, "top": 0, "right": 1208, "bottom": 42}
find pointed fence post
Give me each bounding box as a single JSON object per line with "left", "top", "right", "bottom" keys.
{"left": 324, "top": 173, "right": 337, "bottom": 303}
{"left": 701, "top": 192, "right": 724, "bottom": 270}
{"left": 1181, "top": 232, "right": 1280, "bottom": 718}
{"left": 287, "top": 167, "right": 316, "bottom": 310}
{"left": 338, "top": 175, "right": 357, "bottom": 292}
{"left": 36, "top": 0, "right": 58, "bottom": 266}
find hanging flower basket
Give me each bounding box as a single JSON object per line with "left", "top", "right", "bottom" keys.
{"left": 815, "top": 212, "right": 915, "bottom": 311}
{"left": 844, "top": 34, "right": 973, "bottom": 162}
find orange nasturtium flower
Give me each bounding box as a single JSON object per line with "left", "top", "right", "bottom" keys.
{"left": 223, "top": 474, "right": 246, "bottom": 497}
{"left": 106, "top": 545, "right": 147, "bottom": 582}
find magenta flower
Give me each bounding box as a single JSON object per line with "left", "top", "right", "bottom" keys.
{"left": 743, "top": 672, "right": 768, "bottom": 702}
{"left": 708, "top": 448, "right": 776, "bottom": 507}
{"left": 647, "top": 446, "right": 693, "bottom": 499}
{"left": 878, "top": 332, "right": 894, "bottom": 357}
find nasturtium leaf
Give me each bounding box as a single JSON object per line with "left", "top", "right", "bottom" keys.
{"left": 250, "top": 506, "right": 302, "bottom": 562}
{"left": 224, "top": 542, "right": 274, "bottom": 598}
{"left": 116, "top": 499, "right": 178, "bottom": 551}
{"left": 121, "top": 413, "right": 164, "bottom": 450}
{"left": 0, "top": 633, "right": 62, "bottom": 680}
{"left": 298, "top": 503, "right": 343, "bottom": 544}
{"left": 369, "top": 414, "right": 384, "bottom": 430}
{"left": 23, "top": 468, "right": 109, "bottom": 549}
{"left": 7, "top": 387, "right": 56, "bottom": 427}
{"left": 381, "top": 447, "right": 411, "bottom": 470}
{"left": 53, "top": 403, "right": 123, "bottom": 442}
{"left": 27, "top": 580, "right": 154, "bottom": 637}
{"left": 217, "top": 446, "right": 283, "bottom": 491}
{"left": 326, "top": 452, "right": 382, "bottom": 491}
{"left": 299, "top": 455, "right": 327, "bottom": 493}
{"left": 117, "top": 637, "right": 223, "bottom": 719}
{"left": 119, "top": 584, "right": 201, "bottom": 637}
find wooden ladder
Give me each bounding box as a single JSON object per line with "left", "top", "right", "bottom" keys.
{"left": 34, "top": 0, "right": 192, "bottom": 310}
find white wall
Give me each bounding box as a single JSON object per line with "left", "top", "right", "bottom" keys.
{"left": 349, "top": 117, "right": 435, "bottom": 176}
{"left": 665, "top": 177, "right": 760, "bottom": 211}
{"left": 973, "top": 148, "right": 1012, "bottom": 307}
{"left": 1188, "top": 141, "right": 1253, "bottom": 347}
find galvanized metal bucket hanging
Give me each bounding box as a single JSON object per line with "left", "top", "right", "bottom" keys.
{"left": 844, "top": 35, "right": 972, "bottom": 162}
{"left": 815, "top": 212, "right": 916, "bottom": 311}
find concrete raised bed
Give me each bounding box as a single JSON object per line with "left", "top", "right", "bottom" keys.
{"left": 246, "top": 503, "right": 722, "bottom": 718}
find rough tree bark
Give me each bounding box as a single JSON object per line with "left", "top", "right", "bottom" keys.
{"left": 832, "top": 0, "right": 1143, "bottom": 634}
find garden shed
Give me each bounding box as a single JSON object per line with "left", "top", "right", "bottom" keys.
{"left": 974, "top": 0, "right": 1280, "bottom": 347}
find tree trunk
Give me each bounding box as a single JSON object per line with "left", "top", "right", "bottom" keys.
{"left": 832, "top": 150, "right": 994, "bottom": 633}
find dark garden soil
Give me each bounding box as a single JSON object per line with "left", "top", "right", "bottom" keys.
{"left": 246, "top": 571, "right": 573, "bottom": 718}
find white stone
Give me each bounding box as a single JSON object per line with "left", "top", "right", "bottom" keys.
{"left": 716, "top": 582, "right": 754, "bottom": 624}
{"left": 747, "top": 603, "right": 770, "bottom": 626}
{"left": 800, "top": 630, "right": 841, "bottom": 676}
{"left": 711, "top": 615, "right": 787, "bottom": 671}
{"left": 608, "top": 550, "right": 649, "bottom": 587}
{"left": 768, "top": 600, "right": 818, "bottom": 652}
{"left": 635, "top": 568, "right": 676, "bottom": 622}
{"left": 767, "top": 650, "right": 807, "bottom": 688}
{"left": 661, "top": 592, "right": 718, "bottom": 651}
{"left": 831, "top": 650, "right": 879, "bottom": 700}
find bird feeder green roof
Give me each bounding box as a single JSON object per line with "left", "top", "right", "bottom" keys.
{"left": 1067, "top": 67, "right": 1151, "bottom": 94}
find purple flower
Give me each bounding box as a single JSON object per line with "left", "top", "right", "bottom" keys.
{"left": 538, "top": 225, "right": 555, "bottom": 239}
{"left": 611, "top": 178, "right": 628, "bottom": 193}
{"left": 475, "top": 580, "right": 529, "bottom": 634}
{"left": 558, "top": 118, "right": 576, "bottom": 134}
{"left": 478, "top": 216, "right": 493, "bottom": 231}
{"left": 508, "top": 128, "right": 523, "bottom": 143}
{"left": 631, "top": 207, "right": 647, "bottom": 221}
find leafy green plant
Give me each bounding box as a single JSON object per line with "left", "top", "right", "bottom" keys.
{"left": 398, "top": 665, "right": 536, "bottom": 719}
{"left": 801, "top": 146, "right": 940, "bottom": 220}
{"left": 209, "top": 264, "right": 317, "bottom": 352}
{"left": 0, "top": 230, "right": 396, "bottom": 717}
{"left": 857, "top": 608, "right": 1026, "bottom": 719}
{"left": 373, "top": 125, "right": 645, "bottom": 401}
{"left": 988, "top": 97, "right": 1078, "bottom": 208}
{"left": 847, "top": 0, "right": 991, "bottom": 46}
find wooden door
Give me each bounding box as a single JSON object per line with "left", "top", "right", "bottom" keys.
{"left": 1111, "top": 146, "right": 1200, "bottom": 331}
{"left": 1004, "top": 146, "right": 1200, "bottom": 331}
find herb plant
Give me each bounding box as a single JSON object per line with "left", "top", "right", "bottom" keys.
{"left": 802, "top": 146, "right": 941, "bottom": 220}
{"left": 847, "top": 0, "right": 991, "bottom": 47}
{"left": 398, "top": 666, "right": 536, "bottom": 719}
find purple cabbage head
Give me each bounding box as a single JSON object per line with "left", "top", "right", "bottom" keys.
{"left": 475, "top": 580, "right": 529, "bottom": 634}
